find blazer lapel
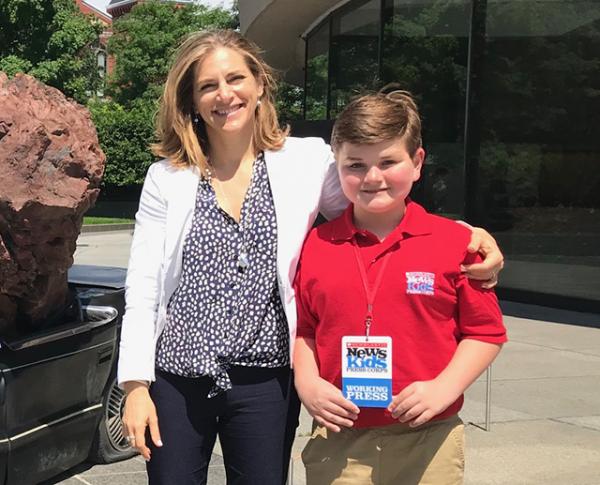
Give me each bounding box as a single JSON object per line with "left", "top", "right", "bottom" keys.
{"left": 265, "top": 146, "right": 297, "bottom": 293}
{"left": 163, "top": 165, "right": 199, "bottom": 301}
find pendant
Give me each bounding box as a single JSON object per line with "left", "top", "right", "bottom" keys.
{"left": 237, "top": 251, "right": 250, "bottom": 270}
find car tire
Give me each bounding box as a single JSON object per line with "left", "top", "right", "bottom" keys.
{"left": 88, "top": 375, "right": 137, "bottom": 464}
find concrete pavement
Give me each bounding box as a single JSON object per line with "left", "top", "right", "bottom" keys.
{"left": 74, "top": 230, "right": 134, "bottom": 268}
{"left": 62, "top": 229, "right": 600, "bottom": 485}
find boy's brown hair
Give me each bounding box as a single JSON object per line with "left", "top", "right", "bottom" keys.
{"left": 331, "top": 87, "right": 422, "bottom": 157}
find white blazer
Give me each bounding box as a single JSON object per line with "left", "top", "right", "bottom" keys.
{"left": 117, "top": 137, "right": 348, "bottom": 385}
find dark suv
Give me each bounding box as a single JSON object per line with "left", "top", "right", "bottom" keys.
{"left": 0, "top": 265, "right": 135, "bottom": 485}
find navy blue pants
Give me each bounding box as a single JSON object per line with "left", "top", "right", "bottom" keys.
{"left": 147, "top": 367, "right": 301, "bottom": 485}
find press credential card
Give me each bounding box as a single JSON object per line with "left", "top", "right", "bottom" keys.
{"left": 341, "top": 336, "right": 392, "bottom": 408}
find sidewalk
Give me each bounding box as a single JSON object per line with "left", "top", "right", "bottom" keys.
{"left": 63, "top": 230, "right": 600, "bottom": 485}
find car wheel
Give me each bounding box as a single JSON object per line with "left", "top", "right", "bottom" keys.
{"left": 89, "top": 375, "right": 137, "bottom": 464}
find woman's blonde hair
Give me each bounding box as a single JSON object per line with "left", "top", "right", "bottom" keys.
{"left": 331, "top": 86, "right": 422, "bottom": 157}
{"left": 152, "top": 29, "right": 289, "bottom": 170}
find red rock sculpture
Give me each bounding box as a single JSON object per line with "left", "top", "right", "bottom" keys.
{"left": 0, "top": 73, "right": 105, "bottom": 334}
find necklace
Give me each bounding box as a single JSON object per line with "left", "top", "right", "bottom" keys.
{"left": 204, "top": 161, "right": 252, "bottom": 271}
{"left": 204, "top": 164, "right": 234, "bottom": 217}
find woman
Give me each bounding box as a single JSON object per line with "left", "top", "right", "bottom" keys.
{"left": 118, "top": 30, "right": 503, "bottom": 485}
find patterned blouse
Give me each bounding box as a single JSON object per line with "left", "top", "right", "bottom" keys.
{"left": 155, "top": 154, "right": 289, "bottom": 396}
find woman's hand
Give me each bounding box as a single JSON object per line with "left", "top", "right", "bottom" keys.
{"left": 122, "top": 381, "right": 162, "bottom": 461}
{"left": 463, "top": 226, "right": 504, "bottom": 288}
{"left": 296, "top": 376, "right": 360, "bottom": 433}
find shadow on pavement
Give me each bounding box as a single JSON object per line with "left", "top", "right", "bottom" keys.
{"left": 500, "top": 300, "right": 600, "bottom": 327}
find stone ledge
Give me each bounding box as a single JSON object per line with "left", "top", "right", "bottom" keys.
{"left": 81, "top": 223, "right": 135, "bottom": 233}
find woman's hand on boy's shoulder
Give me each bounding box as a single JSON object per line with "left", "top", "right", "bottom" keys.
{"left": 296, "top": 376, "right": 360, "bottom": 433}
{"left": 462, "top": 226, "right": 504, "bottom": 288}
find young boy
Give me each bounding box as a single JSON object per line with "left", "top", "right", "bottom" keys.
{"left": 293, "top": 90, "right": 507, "bottom": 485}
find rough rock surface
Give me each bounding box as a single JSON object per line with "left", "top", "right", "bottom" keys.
{"left": 0, "top": 73, "right": 105, "bottom": 334}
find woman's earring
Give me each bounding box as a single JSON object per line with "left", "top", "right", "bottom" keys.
{"left": 193, "top": 113, "right": 199, "bottom": 123}
{"left": 256, "top": 99, "right": 262, "bottom": 107}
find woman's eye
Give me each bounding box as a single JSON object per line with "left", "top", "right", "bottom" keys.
{"left": 348, "top": 163, "right": 364, "bottom": 170}
{"left": 229, "top": 75, "right": 245, "bottom": 83}
{"left": 199, "top": 83, "right": 215, "bottom": 91}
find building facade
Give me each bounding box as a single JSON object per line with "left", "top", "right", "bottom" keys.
{"left": 241, "top": 0, "right": 600, "bottom": 312}
{"left": 75, "top": 0, "right": 114, "bottom": 87}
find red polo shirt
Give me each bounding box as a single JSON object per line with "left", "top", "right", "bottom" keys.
{"left": 294, "top": 200, "right": 506, "bottom": 428}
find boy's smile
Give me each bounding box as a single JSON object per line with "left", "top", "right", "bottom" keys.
{"left": 336, "top": 138, "right": 424, "bottom": 237}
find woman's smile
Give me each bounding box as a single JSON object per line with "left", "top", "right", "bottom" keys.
{"left": 212, "top": 102, "right": 245, "bottom": 117}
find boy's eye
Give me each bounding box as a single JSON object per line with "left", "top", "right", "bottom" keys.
{"left": 381, "top": 159, "right": 397, "bottom": 167}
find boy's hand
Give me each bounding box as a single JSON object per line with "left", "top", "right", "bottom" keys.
{"left": 388, "top": 379, "right": 458, "bottom": 428}
{"left": 297, "top": 376, "right": 360, "bottom": 433}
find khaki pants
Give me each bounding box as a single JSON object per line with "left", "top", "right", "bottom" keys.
{"left": 302, "top": 415, "right": 465, "bottom": 485}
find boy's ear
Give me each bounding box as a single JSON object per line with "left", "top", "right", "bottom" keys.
{"left": 412, "top": 147, "right": 425, "bottom": 181}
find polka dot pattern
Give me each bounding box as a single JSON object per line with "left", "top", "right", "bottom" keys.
{"left": 155, "top": 154, "right": 289, "bottom": 397}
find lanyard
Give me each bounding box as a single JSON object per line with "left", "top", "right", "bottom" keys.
{"left": 351, "top": 239, "right": 392, "bottom": 340}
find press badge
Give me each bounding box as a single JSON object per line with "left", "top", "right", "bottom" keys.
{"left": 341, "top": 336, "right": 392, "bottom": 408}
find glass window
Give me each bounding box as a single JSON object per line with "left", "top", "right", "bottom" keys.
{"left": 475, "top": 0, "right": 600, "bottom": 301}
{"left": 329, "top": 0, "right": 381, "bottom": 117}
{"left": 96, "top": 50, "right": 107, "bottom": 97}
{"left": 381, "top": 0, "right": 471, "bottom": 217}
{"left": 305, "top": 21, "right": 329, "bottom": 120}
{"left": 301, "top": 0, "right": 600, "bottom": 306}
{"left": 97, "top": 51, "right": 106, "bottom": 76}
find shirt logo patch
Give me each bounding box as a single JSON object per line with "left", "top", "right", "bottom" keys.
{"left": 406, "top": 272, "right": 435, "bottom": 295}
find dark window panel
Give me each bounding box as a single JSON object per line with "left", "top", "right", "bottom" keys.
{"left": 305, "top": 21, "right": 330, "bottom": 121}
{"left": 381, "top": 0, "right": 471, "bottom": 217}
{"left": 301, "top": 0, "right": 600, "bottom": 307}
{"left": 329, "top": 0, "right": 381, "bottom": 117}
{"left": 477, "top": 0, "right": 600, "bottom": 302}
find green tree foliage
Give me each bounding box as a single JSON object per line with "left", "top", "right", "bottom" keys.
{"left": 276, "top": 81, "right": 304, "bottom": 123}
{"left": 93, "top": 1, "right": 237, "bottom": 186}
{"left": 305, "top": 54, "right": 328, "bottom": 120}
{"left": 0, "top": 0, "right": 103, "bottom": 103}
{"left": 89, "top": 98, "right": 158, "bottom": 186}
{"left": 107, "top": 0, "right": 236, "bottom": 105}
{"left": 0, "top": 55, "right": 33, "bottom": 77}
